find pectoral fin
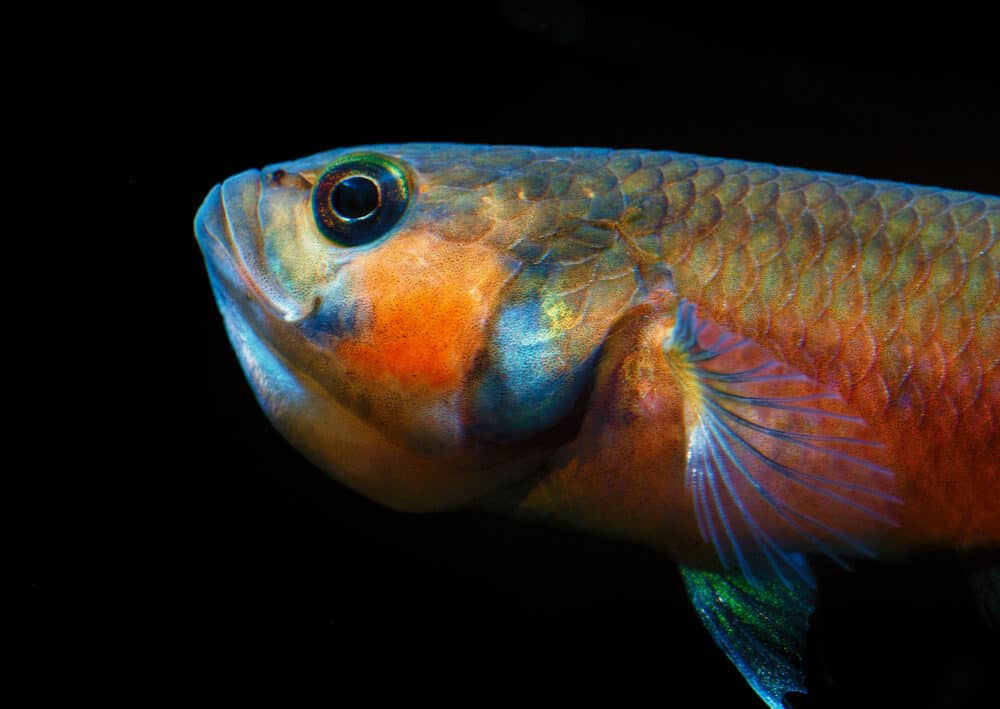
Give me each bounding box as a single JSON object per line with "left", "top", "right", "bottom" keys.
{"left": 664, "top": 300, "right": 900, "bottom": 588}
{"left": 681, "top": 561, "right": 813, "bottom": 709}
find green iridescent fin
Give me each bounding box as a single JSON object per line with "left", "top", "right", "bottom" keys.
{"left": 666, "top": 300, "right": 901, "bottom": 589}
{"left": 681, "top": 560, "right": 814, "bottom": 709}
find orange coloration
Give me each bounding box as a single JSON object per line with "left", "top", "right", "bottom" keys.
{"left": 517, "top": 160, "right": 999, "bottom": 555}
{"left": 337, "top": 231, "right": 513, "bottom": 390}
{"left": 199, "top": 144, "right": 999, "bottom": 559}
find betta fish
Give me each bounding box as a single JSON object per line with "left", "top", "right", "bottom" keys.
{"left": 194, "top": 144, "right": 998, "bottom": 708}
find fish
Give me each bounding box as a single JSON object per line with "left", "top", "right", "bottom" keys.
{"left": 193, "top": 144, "right": 999, "bottom": 708}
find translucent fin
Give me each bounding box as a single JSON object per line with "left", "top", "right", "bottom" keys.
{"left": 667, "top": 300, "right": 900, "bottom": 588}
{"left": 965, "top": 554, "right": 1000, "bottom": 627}
{"left": 681, "top": 560, "right": 814, "bottom": 709}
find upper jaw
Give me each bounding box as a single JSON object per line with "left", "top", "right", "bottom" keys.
{"left": 194, "top": 168, "right": 301, "bottom": 324}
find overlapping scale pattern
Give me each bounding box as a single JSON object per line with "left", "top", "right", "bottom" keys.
{"left": 388, "top": 145, "right": 997, "bottom": 448}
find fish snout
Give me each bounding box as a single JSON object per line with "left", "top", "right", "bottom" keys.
{"left": 194, "top": 169, "right": 262, "bottom": 265}
{"left": 194, "top": 169, "right": 306, "bottom": 321}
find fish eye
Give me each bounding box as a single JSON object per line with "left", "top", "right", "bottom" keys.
{"left": 332, "top": 176, "right": 380, "bottom": 220}
{"left": 312, "top": 153, "right": 411, "bottom": 247}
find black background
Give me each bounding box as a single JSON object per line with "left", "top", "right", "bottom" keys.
{"left": 29, "top": 5, "right": 999, "bottom": 707}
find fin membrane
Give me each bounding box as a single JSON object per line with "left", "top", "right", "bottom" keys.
{"left": 665, "top": 300, "right": 900, "bottom": 588}
{"left": 966, "top": 556, "right": 1000, "bottom": 627}
{"left": 681, "top": 560, "right": 814, "bottom": 709}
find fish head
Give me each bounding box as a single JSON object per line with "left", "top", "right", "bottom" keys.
{"left": 194, "top": 145, "right": 621, "bottom": 511}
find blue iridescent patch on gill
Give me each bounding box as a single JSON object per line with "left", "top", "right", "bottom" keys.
{"left": 469, "top": 298, "right": 594, "bottom": 442}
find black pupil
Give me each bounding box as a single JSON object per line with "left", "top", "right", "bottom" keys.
{"left": 331, "top": 176, "right": 379, "bottom": 220}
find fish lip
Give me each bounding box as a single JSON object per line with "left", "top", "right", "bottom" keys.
{"left": 194, "top": 184, "right": 237, "bottom": 278}
{"left": 194, "top": 171, "right": 283, "bottom": 321}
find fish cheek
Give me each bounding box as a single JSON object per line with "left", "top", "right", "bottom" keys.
{"left": 329, "top": 230, "right": 517, "bottom": 452}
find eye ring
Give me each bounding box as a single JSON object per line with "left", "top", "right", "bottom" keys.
{"left": 312, "top": 153, "right": 411, "bottom": 247}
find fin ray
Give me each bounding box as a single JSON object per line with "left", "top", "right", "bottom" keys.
{"left": 707, "top": 403, "right": 900, "bottom": 521}
{"left": 703, "top": 414, "right": 851, "bottom": 579}
{"left": 666, "top": 299, "right": 900, "bottom": 588}
{"left": 682, "top": 562, "right": 814, "bottom": 709}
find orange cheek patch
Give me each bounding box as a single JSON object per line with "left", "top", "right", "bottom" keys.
{"left": 337, "top": 231, "right": 512, "bottom": 390}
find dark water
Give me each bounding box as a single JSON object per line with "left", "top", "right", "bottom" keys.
{"left": 30, "top": 5, "right": 999, "bottom": 707}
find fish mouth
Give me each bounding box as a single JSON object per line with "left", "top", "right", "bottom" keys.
{"left": 194, "top": 169, "right": 300, "bottom": 323}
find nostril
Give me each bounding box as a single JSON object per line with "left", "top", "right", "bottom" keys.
{"left": 264, "top": 169, "right": 311, "bottom": 189}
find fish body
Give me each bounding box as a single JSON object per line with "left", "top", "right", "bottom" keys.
{"left": 195, "top": 144, "right": 999, "bottom": 707}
